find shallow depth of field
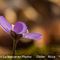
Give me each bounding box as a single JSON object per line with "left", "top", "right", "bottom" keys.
{"left": 0, "top": 0, "right": 60, "bottom": 60}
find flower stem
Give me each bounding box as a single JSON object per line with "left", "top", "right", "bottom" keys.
{"left": 7, "top": 31, "right": 21, "bottom": 60}
{"left": 12, "top": 38, "right": 16, "bottom": 60}
{"left": 7, "top": 32, "right": 17, "bottom": 60}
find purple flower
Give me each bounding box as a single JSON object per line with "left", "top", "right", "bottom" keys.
{"left": 0, "top": 16, "right": 12, "bottom": 32}
{"left": 0, "top": 16, "right": 42, "bottom": 40}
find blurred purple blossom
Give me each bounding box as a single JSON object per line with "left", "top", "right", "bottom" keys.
{"left": 0, "top": 16, "right": 42, "bottom": 40}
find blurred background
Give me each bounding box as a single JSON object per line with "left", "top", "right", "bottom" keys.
{"left": 0, "top": 0, "right": 60, "bottom": 60}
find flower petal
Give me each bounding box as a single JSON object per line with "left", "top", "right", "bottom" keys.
{"left": 0, "top": 16, "right": 12, "bottom": 32}
{"left": 13, "top": 22, "right": 27, "bottom": 34}
{"left": 23, "top": 33, "right": 42, "bottom": 40}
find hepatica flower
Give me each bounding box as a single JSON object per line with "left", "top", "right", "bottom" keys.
{"left": 0, "top": 16, "right": 42, "bottom": 58}
{"left": 0, "top": 16, "right": 42, "bottom": 40}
